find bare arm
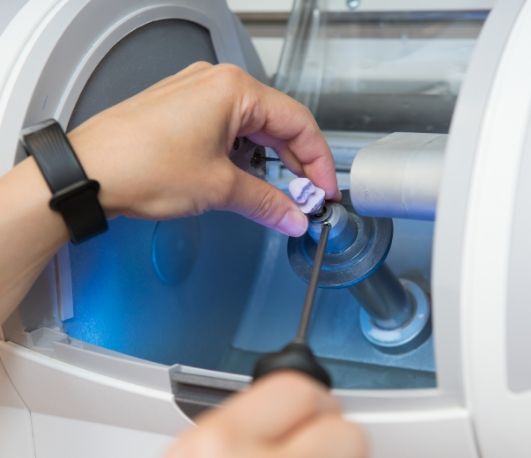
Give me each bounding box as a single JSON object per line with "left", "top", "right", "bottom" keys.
{"left": 0, "top": 157, "right": 68, "bottom": 322}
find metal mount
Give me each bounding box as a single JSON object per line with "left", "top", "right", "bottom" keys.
{"left": 287, "top": 192, "right": 431, "bottom": 353}
{"left": 287, "top": 193, "right": 393, "bottom": 288}
{"left": 356, "top": 275, "right": 431, "bottom": 353}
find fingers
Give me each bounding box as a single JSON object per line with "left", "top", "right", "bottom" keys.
{"left": 282, "top": 415, "right": 368, "bottom": 458}
{"left": 194, "top": 63, "right": 339, "bottom": 200}
{"left": 200, "top": 372, "right": 340, "bottom": 442}
{"left": 167, "top": 374, "right": 364, "bottom": 458}
{"left": 222, "top": 166, "right": 308, "bottom": 236}
{"left": 236, "top": 79, "right": 340, "bottom": 200}
{"left": 248, "top": 132, "right": 304, "bottom": 177}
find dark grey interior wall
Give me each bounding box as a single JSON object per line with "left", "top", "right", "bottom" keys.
{"left": 68, "top": 19, "right": 217, "bottom": 130}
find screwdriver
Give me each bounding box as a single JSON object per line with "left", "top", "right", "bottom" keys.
{"left": 252, "top": 221, "right": 332, "bottom": 387}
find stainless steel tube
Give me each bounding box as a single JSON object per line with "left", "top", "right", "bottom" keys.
{"left": 349, "top": 263, "right": 413, "bottom": 329}
{"left": 349, "top": 132, "right": 446, "bottom": 220}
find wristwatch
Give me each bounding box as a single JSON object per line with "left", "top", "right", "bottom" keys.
{"left": 20, "top": 119, "right": 108, "bottom": 243}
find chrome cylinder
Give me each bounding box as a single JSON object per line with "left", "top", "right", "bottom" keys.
{"left": 349, "top": 263, "right": 412, "bottom": 330}
{"left": 349, "top": 132, "right": 446, "bottom": 221}
{"left": 351, "top": 265, "right": 431, "bottom": 353}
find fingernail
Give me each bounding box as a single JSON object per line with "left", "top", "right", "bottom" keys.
{"left": 328, "top": 188, "right": 342, "bottom": 201}
{"left": 278, "top": 209, "right": 308, "bottom": 236}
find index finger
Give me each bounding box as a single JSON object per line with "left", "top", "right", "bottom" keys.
{"left": 238, "top": 82, "right": 341, "bottom": 200}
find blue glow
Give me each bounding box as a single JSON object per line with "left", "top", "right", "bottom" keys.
{"left": 63, "top": 211, "right": 436, "bottom": 386}
{"left": 64, "top": 213, "right": 265, "bottom": 369}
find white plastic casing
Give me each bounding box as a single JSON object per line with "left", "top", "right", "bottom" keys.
{"left": 2, "top": 0, "right": 531, "bottom": 457}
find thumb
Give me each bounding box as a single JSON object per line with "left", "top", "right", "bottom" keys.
{"left": 224, "top": 167, "right": 308, "bottom": 237}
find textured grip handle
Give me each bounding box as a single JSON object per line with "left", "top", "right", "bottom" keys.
{"left": 252, "top": 342, "right": 331, "bottom": 388}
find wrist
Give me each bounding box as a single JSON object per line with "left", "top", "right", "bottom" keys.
{"left": 67, "top": 129, "right": 122, "bottom": 219}
{"left": 12, "top": 157, "right": 70, "bottom": 244}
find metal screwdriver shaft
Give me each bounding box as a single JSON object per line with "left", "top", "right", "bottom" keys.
{"left": 253, "top": 221, "right": 332, "bottom": 387}
{"left": 295, "top": 222, "right": 331, "bottom": 343}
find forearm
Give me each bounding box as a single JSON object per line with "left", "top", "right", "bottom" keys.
{"left": 0, "top": 157, "right": 68, "bottom": 323}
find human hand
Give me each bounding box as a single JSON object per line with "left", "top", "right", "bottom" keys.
{"left": 166, "top": 372, "right": 367, "bottom": 458}
{"left": 68, "top": 62, "right": 340, "bottom": 236}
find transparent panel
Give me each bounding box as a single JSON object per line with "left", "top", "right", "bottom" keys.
{"left": 276, "top": 0, "right": 487, "bottom": 133}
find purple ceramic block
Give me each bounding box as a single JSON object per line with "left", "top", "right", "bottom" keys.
{"left": 289, "top": 177, "right": 312, "bottom": 204}
{"left": 288, "top": 177, "right": 325, "bottom": 214}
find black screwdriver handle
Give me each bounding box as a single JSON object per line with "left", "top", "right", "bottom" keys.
{"left": 252, "top": 342, "right": 331, "bottom": 387}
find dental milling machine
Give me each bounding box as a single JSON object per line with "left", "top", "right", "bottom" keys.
{"left": 2, "top": 0, "right": 531, "bottom": 457}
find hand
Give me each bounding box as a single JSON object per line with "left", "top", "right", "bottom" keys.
{"left": 69, "top": 62, "right": 340, "bottom": 236}
{"left": 166, "top": 372, "right": 367, "bottom": 458}
{"left": 0, "top": 63, "right": 339, "bottom": 319}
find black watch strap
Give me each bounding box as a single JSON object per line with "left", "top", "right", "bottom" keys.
{"left": 21, "top": 119, "right": 108, "bottom": 244}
